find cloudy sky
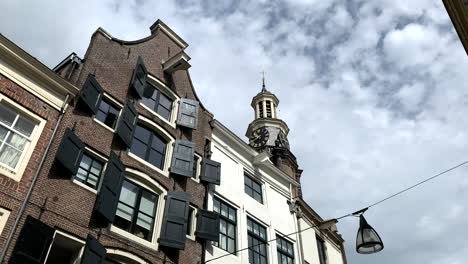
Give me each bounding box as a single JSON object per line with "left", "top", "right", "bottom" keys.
{"left": 2, "top": 0, "right": 468, "bottom": 263}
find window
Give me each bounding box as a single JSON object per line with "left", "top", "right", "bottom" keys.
{"left": 130, "top": 124, "right": 168, "bottom": 169}
{"left": 141, "top": 84, "right": 173, "bottom": 121}
{"left": 0, "top": 102, "right": 36, "bottom": 170}
{"left": 74, "top": 153, "right": 104, "bottom": 190}
{"left": 213, "top": 197, "right": 236, "bottom": 253}
{"left": 114, "top": 179, "right": 159, "bottom": 241}
{"left": 276, "top": 235, "right": 294, "bottom": 264}
{"left": 247, "top": 218, "right": 268, "bottom": 264}
{"left": 244, "top": 175, "right": 263, "bottom": 203}
{"left": 316, "top": 236, "right": 327, "bottom": 264}
{"left": 45, "top": 232, "right": 84, "bottom": 264}
{"left": 95, "top": 97, "right": 120, "bottom": 129}
{"left": 265, "top": 101, "right": 272, "bottom": 118}
{"left": 0, "top": 207, "right": 10, "bottom": 235}
{"left": 186, "top": 206, "right": 196, "bottom": 237}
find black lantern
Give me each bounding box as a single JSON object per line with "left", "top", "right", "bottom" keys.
{"left": 356, "top": 215, "right": 384, "bottom": 254}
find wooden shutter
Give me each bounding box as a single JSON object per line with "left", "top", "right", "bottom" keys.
{"left": 55, "top": 128, "right": 84, "bottom": 175}
{"left": 80, "top": 234, "right": 106, "bottom": 264}
{"left": 94, "top": 152, "right": 125, "bottom": 222}
{"left": 80, "top": 74, "right": 103, "bottom": 114}
{"left": 115, "top": 102, "right": 138, "bottom": 148}
{"left": 195, "top": 209, "right": 220, "bottom": 242}
{"left": 130, "top": 57, "right": 148, "bottom": 98}
{"left": 176, "top": 98, "right": 199, "bottom": 129}
{"left": 200, "top": 159, "right": 221, "bottom": 185}
{"left": 170, "top": 140, "right": 195, "bottom": 177}
{"left": 9, "top": 216, "right": 55, "bottom": 264}
{"left": 158, "top": 192, "right": 190, "bottom": 249}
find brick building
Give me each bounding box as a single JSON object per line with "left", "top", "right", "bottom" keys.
{"left": 443, "top": 0, "right": 468, "bottom": 55}
{"left": 0, "top": 20, "right": 221, "bottom": 264}
{"left": 0, "top": 34, "right": 78, "bottom": 260}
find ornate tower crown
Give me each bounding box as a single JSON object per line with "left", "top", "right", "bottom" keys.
{"left": 246, "top": 75, "right": 290, "bottom": 150}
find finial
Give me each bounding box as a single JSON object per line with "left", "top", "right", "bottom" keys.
{"left": 261, "top": 71, "right": 267, "bottom": 92}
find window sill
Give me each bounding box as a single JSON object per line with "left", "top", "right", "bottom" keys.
{"left": 186, "top": 234, "right": 196, "bottom": 241}
{"left": 72, "top": 179, "right": 98, "bottom": 194}
{"left": 140, "top": 103, "right": 176, "bottom": 129}
{"left": 127, "top": 152, "right": 169, "bottom": 177}
{"left": 110, "top": 224, "right": 158, "bottom": 250}
{"left": 0, "top": 165, "right": 21, "bottom": 182}
{"left": 93, "top": 118, "right": 115, "bottom": 132}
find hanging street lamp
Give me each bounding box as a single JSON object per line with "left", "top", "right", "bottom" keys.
{"left": 356, "top": 214, "right": 384, "bottom": 254}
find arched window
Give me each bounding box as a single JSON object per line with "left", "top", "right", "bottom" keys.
{"left": 105, "top": 249, "right": 148, "bottom": 264}
{"left": 110, "top": 169, "right": 166, "bottom": 248}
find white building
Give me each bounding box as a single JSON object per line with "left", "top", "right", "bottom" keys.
{"left": 204, "top": 81, "right": 346, "bottom": 264}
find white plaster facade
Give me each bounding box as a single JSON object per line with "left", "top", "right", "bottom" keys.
{"left": 205, "top": 120, "right": 346, "bottom": 264}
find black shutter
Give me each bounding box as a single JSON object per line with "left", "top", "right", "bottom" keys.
{"left": 80, "top": 234, "right": 106, "bottom": 264}
{"left": 200, "top": 159, "right": 221, "bottom": 185}
{"left": 94, "top": 152, "right": 125, "bottom": 222}
{"left": 9, "top": 216, "right": 55, "bottom": 264}
{"left": 176, "top": 98, "right": 199, "bottom": 129}
{"left": 170, "top": 140, "right": 195, "bottom": 177}
{"left": 80, "top": 74, "right": 103, "bottom": 114}
{"left": 131, "top": 57, "right": 148, "bottom": 98}
{"left": 55, "top": 128, "right": 84, "bottom": 175}
{"left": 115, "top": 102, "right": 138, "bottom": 148}
{"left": 195, "top": 209, "right": 220, "bottom": 242}
{"left": 158, "top": 192, "right": 190, "bottom": 249}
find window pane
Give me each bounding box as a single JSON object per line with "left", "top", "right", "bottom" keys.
{"left": 139, "top": 191, "right": 157, "bottom": 215}
{"left": 254, "top": 192, "right": 262, "bottom": 203}
{"left": 213, "top": 199, "right": 220, "bottom": 213}
{"left": 80, "top": 154, "right": 92, "bottom": 170}
{"left": 220, "top": 219, "right": 227, "bottom": 234}
{"left": 219, "top": 234, "right": 227, "bottom": 249}
{"left": 148, "top": 149, "right": 164, "bottom": 169}
{"left": 227, "top": 238, "right": 235, "bottom": 253}
{"left": 14, "top": 116, "right": 35, "bottom": 136}
{"left": 220, "top": 203, "right": 228, "bottom": 218}
{"left": 141, "top": 96, "right": 156, "bottom": 111}
{"left": 87, "top": 174, "right": 99, "bottom": 188}
{"left": 6, "top": 133, "right": 27, "bottom": 151}
{"left": 0, "top": 104, "right": 16, "bottom": 126}
{"left": 228, "top": 207, "right": 236, "bottom": 221}
{"left": 252, "top": 181, "right": 261, "bottom": 193}
{"left": 151, "top": 134, "right": 166, "bottom": 153}
{"left": 130, "top": 140, "right": 148, "bottom": 159}
{"left": 0, "top": 145, "right": 21, "bottom": 168}
{"left": 136, "top": 212, "right": 153, "bottom": 230}
{"left": 0, "top": 127, "right": 8, "bottom": 141}
{"left": 227, "top": 223, "right": 235, "bottom": 238}
{"left": 98, "top": 99, "right": 110, "bottom": 112}
{"left": 103, "top": 112, "right": 118, "bottom": 128}
{"left": 157, "top": 107, "right": 171, "bottom": 120}
{"left": 245, "top": 176, "right": 252, "bottom": 187}
{"left": 90, "top": 162, "right": 103, "bottom": 176}
{"left": 116, "top": 203, "right": 134, "bottom": 222}
{"left": 159, "top": 93, "right": 172, "bottom": 109}
{"left": 119, "top": 181, "right": 138, "bottom": 206}
{"left": 133, "top": 125, "right": 151, "bottom": 142}
{"left": 75, "top": 168, "right": 87, "bottom": 181}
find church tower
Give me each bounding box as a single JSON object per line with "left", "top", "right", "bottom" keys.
{"left": 246, "top": 76, "right": 302, "bottom": 186}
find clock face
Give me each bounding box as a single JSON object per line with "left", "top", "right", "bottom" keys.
{"left": 249, "top": 127, "right": 269, "bottom": 148}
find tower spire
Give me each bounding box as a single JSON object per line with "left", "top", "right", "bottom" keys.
{"left": 261, "top": 71, "right": 267, "bottom": 92}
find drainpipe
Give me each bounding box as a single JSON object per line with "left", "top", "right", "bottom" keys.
{"left": 0, "top": 94, "right": 70, "bottom": 262}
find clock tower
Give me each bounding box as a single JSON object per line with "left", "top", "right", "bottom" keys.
{"left": 246, "top": 77, "right": 301, "bottom": 185}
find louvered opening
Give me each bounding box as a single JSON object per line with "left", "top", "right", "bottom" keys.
{"left": 266, "top": 101, "right": 272, "bottom": 118}
{"left": 258, "top": 102, "right": 264, "bottom": 118}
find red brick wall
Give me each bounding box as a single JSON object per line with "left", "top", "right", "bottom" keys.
{"left": 3, "top": 27, "right": 213, "bottom": 264}
{"left": 0, "top": 73, "right": 62, "bottom": 253}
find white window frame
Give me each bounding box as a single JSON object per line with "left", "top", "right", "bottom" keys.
{"left": 105, "top": 249, "right": 149, "bottom": 264}
{"left": 0, "top": 94, "right": 45, "bottom": 181}
{"left": 44, "top": 230, "right": 86, "bottom": 264}
{"left": 0, "top": 207, "right": 11, "bottom": 236}
{"left": 110, "top": 168, "right": 167, "bottom": 250}
{"left": 139, "top": 74, "right": 180, "bottom": 128}
{"left": 191, "top": 153, "right": 203, "bottom": 182}
{"left": 186, "top": 205, "right": 197, "bottom": 240}
{"left": 127, "top": 115, "right": 175, "bottom": 177}
{"left": 92, "top": 93, "right": 123, "bottom": 133}
{"left": 72, "top": 146, "right": 108, "bottom": 194}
